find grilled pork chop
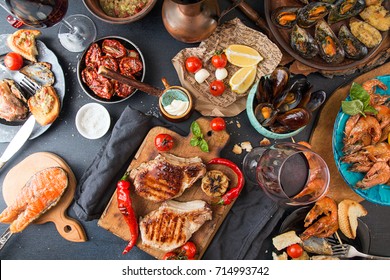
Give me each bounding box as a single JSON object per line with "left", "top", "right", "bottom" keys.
{"left": 130, "top": 153, "right": 206, "bottom": 202}
{"left": 139, "top": 200, "right": 212, "bottom": 252}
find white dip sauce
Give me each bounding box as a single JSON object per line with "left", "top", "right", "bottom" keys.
{"left": 76, "top": 103, "right": 110, "bottom": 139}
{"left": 164, "top": 99, "right": 189, "bottom": 116}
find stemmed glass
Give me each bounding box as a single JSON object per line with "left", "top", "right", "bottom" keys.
{"left": 0, "top": 0, "right": 96, "bottom": 52}
{"left": 243, "top": 142, "right": 330, "bottom": 207}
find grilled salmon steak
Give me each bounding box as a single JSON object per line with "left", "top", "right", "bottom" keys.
{"left": 139, "top": 200, "right": 212, "bottom": 252}
{"left": 0, "top": 167, "right": 68, "bottom": 233}
{"left": 130, "top": 153, "right": 206, "bottom": 202}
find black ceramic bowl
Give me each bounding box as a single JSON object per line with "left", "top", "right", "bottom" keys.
{"left": 77, "top": 36, "right": 146, "bottom": 104}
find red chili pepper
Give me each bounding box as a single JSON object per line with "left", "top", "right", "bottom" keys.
{"left": 117, "top": 171, "right": 138, "bottom": 254}
{"left": 207, "top": 158, "right": 245, "bottom": 205}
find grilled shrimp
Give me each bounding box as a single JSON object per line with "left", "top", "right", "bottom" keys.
{"left": 300, "top": 196, "right": 338, "bottom": 241}
{"left": 362, "top": 79, "right": 387, "bottom": 95}
{"left": 374, "top": 104, "right": 390, "bottom": 129}
{"left": 355, "top": 162, "right": 390, "bottom": 189}
{"left": 345, "top": 116, "right": 381, "bottom": 145}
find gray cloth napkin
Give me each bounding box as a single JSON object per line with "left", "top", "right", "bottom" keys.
{"left": 73, "top": 105, "right": 185, "bottom": 221}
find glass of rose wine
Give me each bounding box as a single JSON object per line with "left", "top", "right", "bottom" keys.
{"left": 243, "top": 142, "right": 330, "bottom": 207}
{"left": 0, "top": 0, "right": 97, "bottom": 52}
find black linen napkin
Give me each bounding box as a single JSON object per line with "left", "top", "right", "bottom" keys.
{"left": 73, "top": 105, "right": 185, "bottom": 221}
{"left": 203, "top": 183, "right": 285, "bottom": 260}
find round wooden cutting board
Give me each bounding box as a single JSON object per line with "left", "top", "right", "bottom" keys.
{"left": 2, "top": 152, "right": 87, "bottom": 242}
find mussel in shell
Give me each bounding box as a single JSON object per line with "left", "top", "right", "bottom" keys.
{"left": 254, "top": 103, "right": 278, "bottom": 127}
{"left": 256, "top": 76, "right": 273, "bottom": 104}
{"left": 276, "top": 108, "right": 312, "bottom": 131}
{"left": 305, "top": 90, "right": 326, "bottom": 112}
{"left": 290, "top": 24, "right": 319, "bottom": 59}
{"left": 315, "top": 20, "right": 345, "bottom": 63}
{"left": 270, "top": 67, "right": 290, "bottom": 98}
{"left": 338, "top": 24, "right": 368, "bottom": 59}
{"left": 297, "top": 2, "right": 332, "bottom": 28}
{"left": 328, "top": 0, "right": 366, "bottom": 24}
{"left": 271, "top": 6, "right": 300, "bottom": 29}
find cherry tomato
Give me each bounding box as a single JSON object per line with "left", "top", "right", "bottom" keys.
{"left": 211, "top": 52, "right": 227, "bottom": 68}
{"left": 162, "top": 252, "right": 178, "bottom": 260}
{"left": 210, "top": 117, "right": 226, "bottom": 131}
{"left": 154, "top": 133, "right": 174, "bottom": 152}
{"left": 180, "top": 241, "right": 197, "bottom": 259}
{"left": 4, "top": 52, "right": 23, "bottom": 71}
{"left": 286, "top": 244, "right": 303, "bottom": 258}
{"left": 185, "top": 56, "right": 202, "bottom": 73}
{"left": 209, "top": 80, "right": 225, "bottom": 96}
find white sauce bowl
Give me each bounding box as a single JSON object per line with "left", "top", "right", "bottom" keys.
{"left": 75, "top": 103, "right": 111, "bottom": 139}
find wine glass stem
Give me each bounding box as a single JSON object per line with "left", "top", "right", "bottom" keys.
{"left": 61, "top": 19, "right": 85, "bottom": 40}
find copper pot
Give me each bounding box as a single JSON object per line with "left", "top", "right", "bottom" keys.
{"left": 162, "top": 0, "right": 242, "bottom": 43}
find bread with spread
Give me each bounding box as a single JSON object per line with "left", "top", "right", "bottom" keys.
{"left": 7, "top": 29, "right": 41, "bottom": 62}
{"left": 28, "top": 86, "right": 60, "bottom": 126}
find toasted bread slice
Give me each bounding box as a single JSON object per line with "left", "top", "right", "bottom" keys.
{"left": 338, "top": 199, "right": 368, "bottom": 239}
{"left": 28, "top": 86, "right": 60, "bottom": 126}
{"left": 20, "top": 62, "right": 55, "bottom": 86}
{"left": 7, "top": 29, "right": 41, "bottom": 62}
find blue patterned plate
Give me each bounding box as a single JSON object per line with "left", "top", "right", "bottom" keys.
{"left": 332, "top": 75, "right": 390, "bottom": 206}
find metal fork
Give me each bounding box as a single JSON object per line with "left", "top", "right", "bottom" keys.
{"left": 327, "top": 235, "right": 390, "bottom": 260}
{"left": 19, "top": 76, "right": 41, "bottom": 96}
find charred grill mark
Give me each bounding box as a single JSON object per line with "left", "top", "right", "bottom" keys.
{"left": 185, "top": 165, "right": 202, "bottom": 178}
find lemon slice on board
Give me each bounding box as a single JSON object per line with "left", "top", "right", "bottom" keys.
{"left": 225, "top": 44, "right": 263, "bottom": 67}
{"left": 229, "top": 66, "right": 257, "bottom": 94}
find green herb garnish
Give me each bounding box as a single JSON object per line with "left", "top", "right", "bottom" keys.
{"left": 190, "top": 121, "right": 209, "bottom": 152}
{"left": 341, "top": 82, "right": 377, "bottom": 116}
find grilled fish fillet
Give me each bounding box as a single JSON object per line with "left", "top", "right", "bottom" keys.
{"left": 139, "top": 200, "right": 212, "bottom": 252}
{"left": 130, "top": 153, "right": 206, "bottom": 202}
{"left": 0, "top": 167, "right": 68, "bottom": 233}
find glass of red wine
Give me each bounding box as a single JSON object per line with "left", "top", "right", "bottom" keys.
{"left": 0, "top": 0, "right": 96, "bottom": 52}
{"left": 243, "top": 142, "right": 330, "bottom": 207}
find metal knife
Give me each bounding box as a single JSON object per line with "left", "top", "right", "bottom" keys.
{"left": 0, "top": 115, "right": 35, "bottom": 169}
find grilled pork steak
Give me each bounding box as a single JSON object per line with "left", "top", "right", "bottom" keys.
{"left": 130, "top": 153, "right": 206, "bottom": 202}
{"left": 139, "top": 200, "right": 212, "bottom": 252}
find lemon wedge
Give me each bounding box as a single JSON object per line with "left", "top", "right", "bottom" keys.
{"left": 225, "top": 44, "right": 263, "bottom": 67}
{"left": 229, "top": 66, "right": 257, "bottom": 94}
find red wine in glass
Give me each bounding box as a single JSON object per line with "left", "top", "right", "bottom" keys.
{"left": 2, "top": 0, "right": 68, "bottom": 28}
{"left": 0, "top": 0, "right": 96, "bottom": 52}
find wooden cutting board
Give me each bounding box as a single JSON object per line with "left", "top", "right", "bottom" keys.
{"left": 2, "top": 152, "right": 87, "bottom": 242}
{"left": 98, "top": 117, "right": 236, "bottom": 259}
{"left": 309, "top": 62, "right": 390, "bottom": 203}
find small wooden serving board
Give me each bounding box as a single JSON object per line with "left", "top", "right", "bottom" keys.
{"left": 2, "top": 152, "right": 87, "bottom": 242}
{"left": 98, "top": 117, "right": 235, "bottom": 259}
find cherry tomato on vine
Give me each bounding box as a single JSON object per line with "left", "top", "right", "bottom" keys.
{"left": 154, "top": 133, "right": 174, "bottom": 152}
{"left": 211, "top": 52, "right": 227, "bottom": 68}
{"left": 210, "top": 117, "right": 226, "bottom": 131}
{"left": 180, "top": 241, "right": 197, "bottom": 259}
{"left": 4, "top": 52, "right": 23, "bottom": 70}
{"left": 209, "top": 80, "right": 225, "bottom": 96}
{"left": 162, "top": 252, "right": 178, "bottom": 260}
{"left": 185, "top": 56, "right": 202, "bottom": 73}
{"left": 286, "top": 244, "right": 303, "bottom": 258}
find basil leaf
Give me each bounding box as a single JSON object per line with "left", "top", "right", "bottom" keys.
{"left": 191, "top": 121, "right": 202, "bottom": 137}
{"left": 341, "top": 100, "right": 364, "bottom": 116}
{"left": 364, "top": 105, "right": 378, "bottom": 115}
{"left": 199, "top": 139, "right": 209, "bottom": 152}
{"left": 350, "top": 82, "right": 370, "bottom": 107}
{"left": 190, "top": 137, "right": 200, "bottom": 147}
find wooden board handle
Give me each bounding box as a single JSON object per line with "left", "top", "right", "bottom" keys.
{"left": 234, "top": 0, "right": 272, "bottom": 39}
{"left": 52, "top": 214, "right": 87, "bottom": 242}
{"left": 98, "top": 66, "right": 163, "bottom": 97}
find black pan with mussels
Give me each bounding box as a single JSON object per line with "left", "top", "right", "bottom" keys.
{"left": 265, "top": 0, "right": 390, "bottom": 70}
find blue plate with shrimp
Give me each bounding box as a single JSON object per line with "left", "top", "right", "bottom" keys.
{"left": 332, "top": 75, "right": 390, "bottom": 206}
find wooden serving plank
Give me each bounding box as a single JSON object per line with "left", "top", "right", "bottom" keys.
{"left": 309, "top": 62, "right": 390, "bottom": 203}
{"left": 2, "top": 152, "right": 87, "bottom": 242}
{"left": 98, "top": 117, "right": 235, "bottom": 259}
